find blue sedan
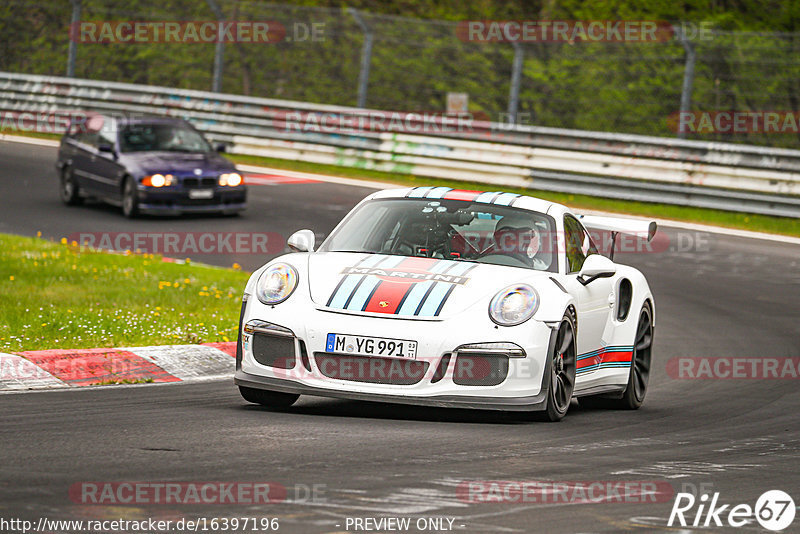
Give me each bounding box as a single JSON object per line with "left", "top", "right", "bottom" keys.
{"left": 56, "top": 115, "right": 246, "bottom": 217}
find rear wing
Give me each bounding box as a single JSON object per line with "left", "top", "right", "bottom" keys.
{"left": 578, "top": 215, "right": 658, "bottom": 260}
{"left": 578, "top": 215, "right": 657, "bottom": 242}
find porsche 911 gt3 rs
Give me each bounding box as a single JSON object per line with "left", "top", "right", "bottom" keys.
{"left": 234, "top": 187, "right": 656, "bottom": 421}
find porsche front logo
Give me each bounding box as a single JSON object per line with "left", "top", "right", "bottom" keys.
{"left": 379, "top": 301, "right": 390, "bottom": 308}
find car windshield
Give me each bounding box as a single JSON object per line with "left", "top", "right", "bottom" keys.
{"left": 119, "top": 123, "right": 211, "bottom": 153}
{"left": 320, "top": 198, "right": 557, "bottom": 272}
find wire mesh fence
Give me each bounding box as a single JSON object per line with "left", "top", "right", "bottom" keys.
{"left": 2, "top": 1, "right": 800, "bottom": 148}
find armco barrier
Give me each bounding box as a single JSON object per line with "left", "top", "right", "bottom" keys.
{"left": 1, "top": 71, "right": 799, "bottom": 217}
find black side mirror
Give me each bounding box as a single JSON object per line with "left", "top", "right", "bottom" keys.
{"left": 215, "top": 143, "right": 226, "bottom": 153}
{"left": 98, "top": 143, "right": 115, "bottom": 155}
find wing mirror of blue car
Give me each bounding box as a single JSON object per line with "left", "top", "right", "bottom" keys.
{"left": 287, "top": 229, "right": 315, "bottom": 253}
{"left": 214, "top": 143, "right": 227, "bottom": 153}
{"left": 97, "top": 143, "right": 116, "bottom": 157}
{"left": 578, "top": 254, "right": 616, "bottom": 286}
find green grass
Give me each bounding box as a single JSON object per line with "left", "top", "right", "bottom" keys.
{"left": 230, "top": 153, "right": 800, "bottom": 238}
{"left": 0, "top": 233, "right": 250, "bottom": 352}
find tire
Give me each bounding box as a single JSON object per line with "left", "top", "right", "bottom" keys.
{"left": 580, "top": 303, "right": 654, "bottom": 410}
{"left": 239, "top": 386, "right": 299, "bottom": 408}
{"left": 60, "top": 166, "right": 82, "bottom": 206}
{"left": 121, "top": 177, "right": 139, "bottom": 218}
{"left": 534, "top": 311, "right": 577, "bottom": 422}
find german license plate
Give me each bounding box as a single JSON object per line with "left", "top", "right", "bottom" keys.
{"left": 325, "top": 333, "right": 417, "bottom": 360}
{"left": 189, "top": 189, "right": 214, "bottom": 199}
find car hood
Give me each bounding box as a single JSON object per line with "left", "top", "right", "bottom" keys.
{"left": 121, "top": 152, "right": 235, "bottom": 175}
{"left": 308, "top": 252, "right": 550, "bottom": 320}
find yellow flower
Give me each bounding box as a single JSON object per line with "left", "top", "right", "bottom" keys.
{"left": 9, "top": 276, "right": 14, "bottom": 281}
{"left": 183, "top": 278, "right": 191, "bottom": 284}
{"left": 173, "top": 282, "right": 179, "bottom": 287}
{"left": 232, "top": 263, "right": 241, "bottom": 270}
{"left": 71, "top": 240, "right": 78, "bottom": 247}
{"left": 60, "top": 237, "right": 67, "bottom": 245}
{"left": 185, "top": 258, "right": 191, "bottom": 264}
{"left": 41, "top": 323, "right": 47, "bottom": 327}
{"left": 36, "top": 231, "right": 41, "bottom": 237}
{"left": 71, "top": 265, "right": 77, "bottom": 270}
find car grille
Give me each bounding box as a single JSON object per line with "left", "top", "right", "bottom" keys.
{"left": 452, "top": 354, "right": 509, "bottom": 386}
{"left": 252, "top": 333, "right": 296, "bottom": 369}
{"left": 182, "top": 177, "right": 217, "bottom": 188}
{"left": 314, "top": 353, "right": 429, "bottom": 385}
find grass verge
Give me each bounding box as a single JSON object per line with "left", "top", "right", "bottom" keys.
{"left": 0, "top": 233, "right": 250, "bottom": 352}
{"left": 230, "top": 153, "right": 800, "bottom": 238}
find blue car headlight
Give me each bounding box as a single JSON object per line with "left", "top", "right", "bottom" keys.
{"left": 489, "top": 284, "right": 539, "bottom": 326}
{"left": 256, "top": 263, "right": 298, "bottom": 305}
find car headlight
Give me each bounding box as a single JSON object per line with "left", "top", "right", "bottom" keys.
{"left": 142, "top": 174, "right": 174, "bottom": 187}
{"left": 219, "top": 173, "right": 242, "bottom": 186}
{"left": 489, "top": 284, "right": 539, "bottom": 326}
{"left": 256, "top": 263, "right": 298, "bottom": 305}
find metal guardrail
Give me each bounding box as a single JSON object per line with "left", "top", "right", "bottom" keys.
{"left": 1, "top": 71, "right": 799, "bottom": 217}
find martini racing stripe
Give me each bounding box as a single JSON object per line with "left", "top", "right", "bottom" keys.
{"left": 404, "top": 187, "right": 520, "bottom": 205}
{"left": 443, "top": 190, "right": 482, "bottom": 202}
{"left": 425, "top": 186, "right": 453, "bottom": 199}
{"left": 406, "top": 186, "right": 435, "bottom": 198}
{"left": 362, "top": 257, "right": 440, "bottom": 314}
{"left": 414, "top": 262, "right": 477, "bottom": 316}
{"left": 576, "top": 346, "right": 634, "bottom": 375}
{"left": 326, "top": 255, "right": 399, "bottom": 308}
{"left": 341, "top": 256, "right": 407, "bottom": 311}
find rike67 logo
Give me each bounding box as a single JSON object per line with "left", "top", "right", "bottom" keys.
{"left": 668, "top": 490, "right": 795, "bottom": 531}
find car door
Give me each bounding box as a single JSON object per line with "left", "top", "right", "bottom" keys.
{"left": 67, "top": 128, "right": 98, "bottom": 194}
{"left": 88, "top": 118, "right": 126, "bottom": 200}
{"left": 560, "top": 215, "right": 615, "bottom": 374}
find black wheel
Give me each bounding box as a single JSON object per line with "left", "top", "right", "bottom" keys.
{"left": 122, "top": 177, "right": 139, "bottom": 218}
{"left": 580, "top": 303, "right": 654, "bottom": 410}
{"left": 239, "top": 386, "right": 299, "bottom": 408}
{"left": 60, "top": 166, "right": 82, "bottom": 205}
{"left": 536, "top": 312, "right": 576, "bottom": 422}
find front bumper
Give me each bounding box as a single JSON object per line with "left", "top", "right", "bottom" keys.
{"left": 234, "top": 294, "right": 556, "bottom": 412}
{"left": 137, "top": 186, "right": 246, "bottom": 214}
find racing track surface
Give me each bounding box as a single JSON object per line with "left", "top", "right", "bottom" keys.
{"left": 1, "top": 139, "right": 799, "bottom": 533}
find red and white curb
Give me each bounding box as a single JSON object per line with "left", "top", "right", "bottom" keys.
{"left": 0, "top": 342, "right": 236, "bottom": 392}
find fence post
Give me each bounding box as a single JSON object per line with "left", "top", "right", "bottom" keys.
{"left": 349, "top": 8, "right": 373, "bottom": 109}
{"left": 507, "top": 41, "right": 524, "bottom": 124}
{"left": 66, "top": 0, "right": 82, "bottom": 77}
{"left": 206, "top": 0, "right": 225, "bottom": 93}
{"left": 678, "top": 28, "right": 696, "bottom": 140}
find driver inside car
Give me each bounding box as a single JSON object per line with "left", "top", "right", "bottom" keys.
{"left": 487, "top": 215, "right": 549, "bottom": 270}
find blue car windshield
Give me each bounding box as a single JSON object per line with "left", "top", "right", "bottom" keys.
{"left": 119, "top": 124, "right": 211, "bottom": 153}
{"left": 320, "top": 198, "right": 558, "bottom": 272}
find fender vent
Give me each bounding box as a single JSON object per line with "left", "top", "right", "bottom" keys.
{"left": 617, "top": 278, "right": 633, "bottom": 321}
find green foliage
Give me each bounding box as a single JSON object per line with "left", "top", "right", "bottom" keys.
{"left": 2, "top": 1, "right": 800, "bottom": 146}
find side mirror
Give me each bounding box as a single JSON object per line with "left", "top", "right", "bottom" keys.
{"left": 214, "top": 143, "right": 226, "bottom": 153}
{"left": 578, "top": 254, "right": 616, "bottom": 285}
{"left": 98, "top": 143, "right": 115, "bottom": 155}
{"left": 287, "top": 229, "right": 315, "bottom": 253}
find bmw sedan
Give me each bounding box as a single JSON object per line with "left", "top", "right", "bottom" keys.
{"left": 56, "top": 115, "right": 246, "bottom": 217}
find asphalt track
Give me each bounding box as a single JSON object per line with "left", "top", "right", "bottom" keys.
{"left": 1, "top": 139, "right": 799, "bottom": 533}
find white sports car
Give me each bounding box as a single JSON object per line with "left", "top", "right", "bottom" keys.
{"left": 234, "top": 187, "right": 656, "bottom": 421}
